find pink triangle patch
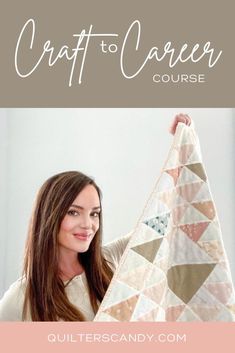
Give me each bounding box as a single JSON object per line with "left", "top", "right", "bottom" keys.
{"left": 180, "top": 222, "right": 210, "bottom": 242}
{"left": 166, "top": 305, "right": 186, "bottom": 321}
{"left": 172, "top": 205, "right": 189, "bottom": 224}
{"left": 205, "top": 282, "right": 233, "bottom": 305}
{"left": 177, "top": 181, "right": 203, "bottom": 202}
{"left": 190, "top": 304, "right": 222, "bottom": 321}
{"left": 178, "top": 144, "right": 194, "bottom": 164}
{"left": 166, "top": 167, "right": 183, "bottom": 185}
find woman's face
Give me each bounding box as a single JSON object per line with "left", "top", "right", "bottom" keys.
{"left": 58, "top": 184, "right": 101, "bottom": 255}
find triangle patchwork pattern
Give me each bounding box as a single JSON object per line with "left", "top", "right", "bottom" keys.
{"left": 130, "top": 222, "right": 163, "bottom": 247}
{"left": 179, "top": 222, "right": 210, "bottom": 242}
{"left": 105, "top": 280, "right": 140, "bottom": 307}
{"left": 169, "top": 228, "right": 215, "bottom": 265}
{"left": 157, "top": 172, "right": 175, "bottom": 192}
{"left": 197, "top": 240, "right": 225, "bottom": 262}
{"left": 180, "top": 204, "right": 209, "bottom": 224}
{"left": 131, "top": 294, "right": 158, "bottom": 321}
{"left": 192, "top": 201, "right": 216, "bottom": 220}
{"left": 191, "top": 182, "right": 211, "bottom": 202}
{"left": 143, "top": 213, "right": 170, "bottom": 236}
{"left": 104, "top": 295, "right": 139, "bottom": 321}
{"left": 186, "top": 163, "right": 207, "bottom": 182}
{"left": 177, "top": 181, "right": 203, "bottom": 203}
{"left": 165, "top": 166, "right": 183, "bottom": 185}
{"left": 177, "top": 165, "right": 203, "bottom": 186}
{"left": 172, "top": 205, "right": 189, "bottom": 224}
{"left": 143, "top": 280, "right": 167, "bottom": 304}
{"left": 164, "top": 147, "right": 179, "bottom": 169}
{"left": 177, "top": 306, "right": 201, "bottom": 321}
{"left": 199, "top": 221, "right": 220, "bottom": 241}
{"left": 144, "top": 265, "right": 166, "bottom": 287}
{"left": 118, "top": 263, "right": 152, "bottom": 291}
{"left": 167, "top": 264, "right": 216, "bottom": 303}
{"left": 131, "top": 238, "right": 163, "bottom": 263}
{"left": 137, "top": 307, "right": 160, "bottom": 321}
{"left": 205, "top": 282, "right": 233, "bottom": 305}
{"left": 178, "top": 144, "right": 194, "bottom": 164}
{"left": 94, "top": 122, "right": 235, "bottom": 322}
{"left": 166, "top": 304, "right": 186, "bottom": 321}
{"left": 190, "top": 304, "right": 222, "bottom": 321}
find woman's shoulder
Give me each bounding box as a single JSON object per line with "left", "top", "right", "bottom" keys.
{"left": 102, "top": 231, "right": 133, "bottom": 270}
{"left": 0, "top": 277, "right": 26, "bottom": 321}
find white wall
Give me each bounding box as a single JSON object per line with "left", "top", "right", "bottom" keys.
{"left": 0, "top": 111, "right": 8, "bottom": 294}
{"left": 0, "top": 108, "right": 234, "bottom": 296}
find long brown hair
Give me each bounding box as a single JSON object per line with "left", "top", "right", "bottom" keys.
{"left": 22, "top": 171, "right": 113, "bottom": 321}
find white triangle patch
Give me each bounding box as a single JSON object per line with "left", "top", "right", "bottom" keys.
{"left": 180, "top": 204, "right": 209, "bottom": 224}
{"left": 169, "top": 228, "right": 215, "bottom": 265}
{"left": 178, "top": 306, "right": 201, "bottom": 321}
{"left": 164, "top": 148, "right": 180, "bottom": 169}
{"left": 105, "top": 280, "right": 140, "bottom": 307}
{"left": 131, "top": 294, "right": 158, "bottom": 320}
{"left": 177, "top": 165, "right": 203, "bottom": 186}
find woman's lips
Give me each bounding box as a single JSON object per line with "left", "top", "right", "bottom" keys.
{"left": 73, "top": 233, "right": 91, "bottom": 241}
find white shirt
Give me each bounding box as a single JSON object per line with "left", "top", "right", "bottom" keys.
{"left": 0, "top": 233, "right": 131, "bottom": 321}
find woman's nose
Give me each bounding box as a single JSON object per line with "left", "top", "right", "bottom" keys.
{"left": 79, "top": 215, "right": 92, "bottom": 229}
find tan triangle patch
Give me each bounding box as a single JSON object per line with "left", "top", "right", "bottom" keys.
{"left": 167, "top": 264, "right": 216, "bottom": 303}
{"left": 197, "top": 240, "right": 225, "bottom": 262}
{"left": 119, "top": 264, "right": 152, "bottom": 291}
{"left": 192, "top": 201, "right": 215, "bottom": 220}
{"left": 104, "top": 295, "right": 139, "bottom": 321}
{"left": 186, "top": 163, "right": 207, "bottom": 182}
{"left": 143, "top": 280, "right": 167, "bottom": 304}
{"left": 180, "top": 204, "right": 210, "bottom": 224}
{"left": 131, "top": 238, "right": 163, "bottom": 263}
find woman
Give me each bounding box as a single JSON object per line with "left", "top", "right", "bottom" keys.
{"left": 0, "top": 114, "right": 191, "bottom": 321}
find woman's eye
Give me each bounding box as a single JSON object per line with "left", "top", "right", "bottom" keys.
{"left": 67, "top": 210, "right": 78, "bottom": 216}
{"left": 91, "top": 212, "right": 100, "bottom": 218}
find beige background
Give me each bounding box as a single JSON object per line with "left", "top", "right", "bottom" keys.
{"left": 0, "top": 0, "right": 234, "bottom": 107}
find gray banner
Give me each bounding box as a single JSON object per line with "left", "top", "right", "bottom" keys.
{"left": 0, "top": 0, "right": 234, "bottom": 107}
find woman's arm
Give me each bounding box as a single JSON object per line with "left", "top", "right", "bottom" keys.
{"left": 0, "top": 279, "right": 25, "bottom": 321}
{"left": 102, "top": 232, "right": 133, "bottom": 271}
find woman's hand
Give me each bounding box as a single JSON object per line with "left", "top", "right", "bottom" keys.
{"left": 169, "top": 114, "right": 192, "bottom": 135}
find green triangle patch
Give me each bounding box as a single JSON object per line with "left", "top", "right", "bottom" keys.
{"left": 143, "top": 213, "right": 170, "bottom": 236}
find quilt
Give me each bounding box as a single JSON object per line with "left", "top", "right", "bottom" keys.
{"left": 94, "top": 122, "right": 235, "bottom": 321}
